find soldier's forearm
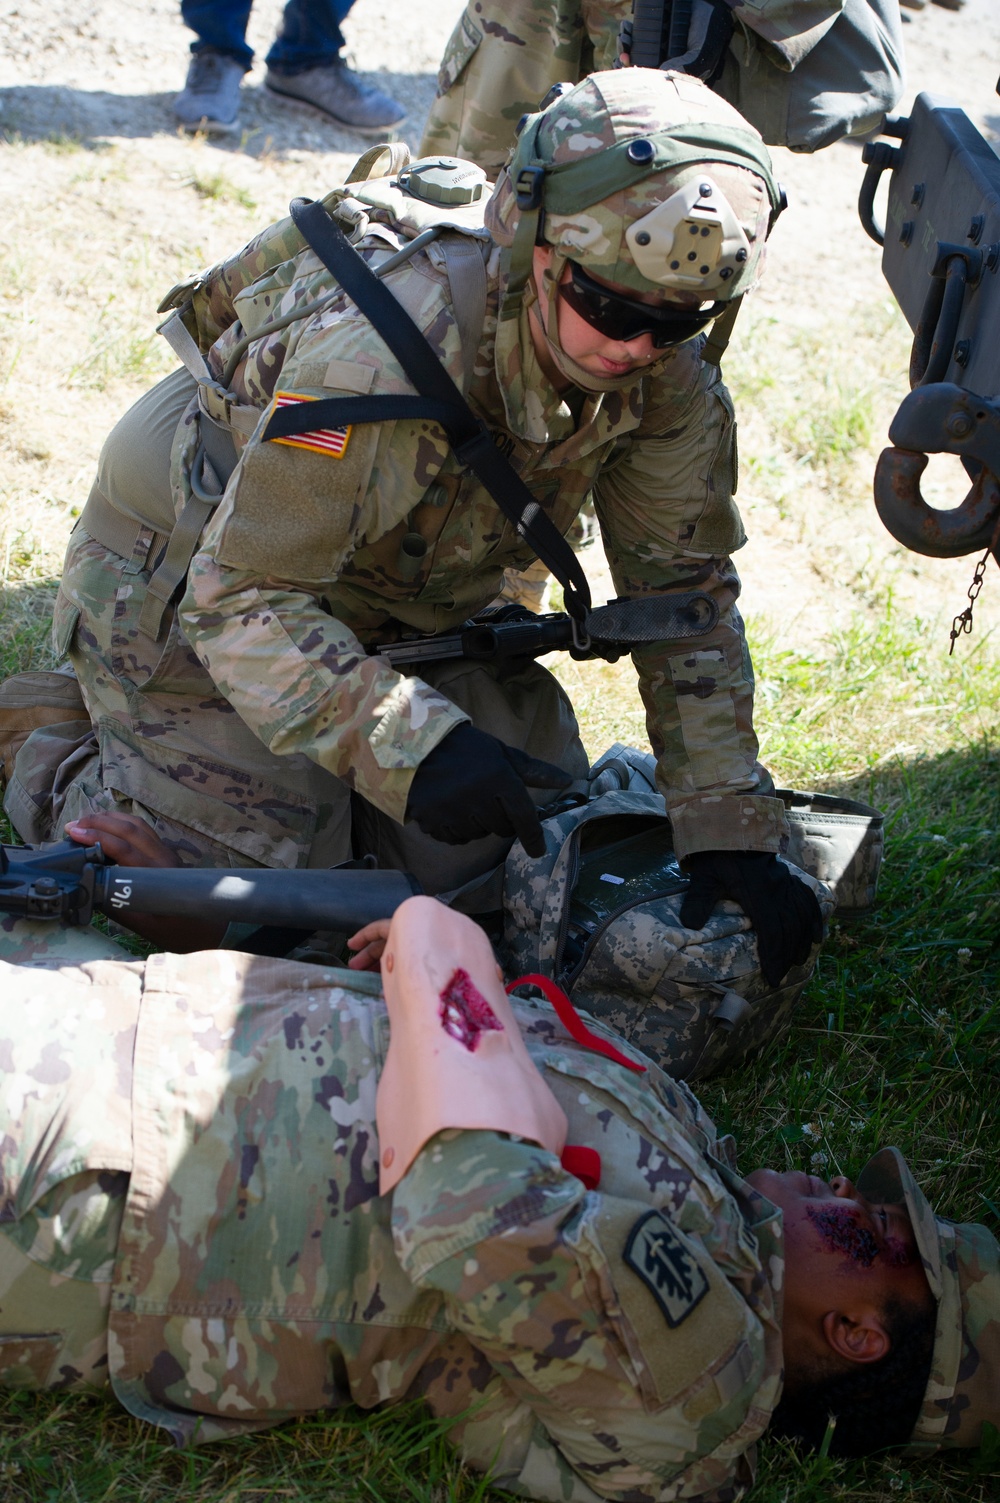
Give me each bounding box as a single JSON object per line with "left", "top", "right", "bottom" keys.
{"left": 180, "top": 558, "right": 467, "bottom": 822}
{"left": 632, "top": 590, "right": 786, "bottom": 858}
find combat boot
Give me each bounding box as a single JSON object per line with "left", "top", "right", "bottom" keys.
{"left": 0, "top": 670, "right": 88, "bottom": 787}
{"left": 173, "top": 49, "right": 245, "bottom": 135}
{"left": 264, "top": 61, "right": 406, "bottom": 135}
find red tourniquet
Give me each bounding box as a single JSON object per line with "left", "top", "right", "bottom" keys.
{"left": 505, "top": 973, "right": 647, "bottom": 1074}
{"left": 506, "top": 973, "right": 650, "bottom": 1193}
{"left": 559, "top": 1144, "right": 602, "bottom": 1190}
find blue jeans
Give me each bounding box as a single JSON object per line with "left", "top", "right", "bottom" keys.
{"left": 181, "top": 0, "right": 356, "bottom": 74}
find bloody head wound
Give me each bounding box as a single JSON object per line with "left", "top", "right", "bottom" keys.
{"left": 806, "top": 1203, "right": 912, "bottom": 1268}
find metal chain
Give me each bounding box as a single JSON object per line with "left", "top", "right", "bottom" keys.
{"left": 948, "top": 546, "right": 992, "bottom": 655}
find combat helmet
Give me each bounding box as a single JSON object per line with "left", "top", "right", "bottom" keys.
{"left": 488, "top": 69, "right": 783, "bottom": 316}
{"left": 858, "top": 1148, "right": 1000, "bottom": 1452}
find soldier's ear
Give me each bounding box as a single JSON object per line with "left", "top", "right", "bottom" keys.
{"left": 821, "top": 1308, "right": 890, "bottom": 1366}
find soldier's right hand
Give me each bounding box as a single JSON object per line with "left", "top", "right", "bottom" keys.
{"left": 405, "top": 723, "right": 571, "bottom": 858}
{"left": 64, "top": 811, "right": 226, "bottom": 953}
{"left": 65, "top": 810, "right": 181, "bottom": 868}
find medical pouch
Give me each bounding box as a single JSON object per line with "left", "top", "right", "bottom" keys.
{"left": 500, "top": 745, "right": 883, "bottom": 1079}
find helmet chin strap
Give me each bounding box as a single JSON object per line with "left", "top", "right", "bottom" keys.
{"left": 532, "top": 254, "right": 678, "bottom": 394}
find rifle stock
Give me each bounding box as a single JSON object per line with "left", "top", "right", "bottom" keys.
{"left": 374, "top": 593, "right": 719, "bottom": 671}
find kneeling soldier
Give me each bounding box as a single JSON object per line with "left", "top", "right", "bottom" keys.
{"left": 7, "top": 70, "right": 820, "bottom": 984}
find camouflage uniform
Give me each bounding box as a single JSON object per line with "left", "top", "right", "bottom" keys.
{"left": 13, "top": 73, "right": 785, "bottom": 893}
{"left": 420, "top": 0, "right": 905, "bottom": 179}
{"left": 3, "top": 916, "right": 998, "bottom": 1486}
{"left": 0, "top": 917, "right": 786, "bottom": 1499}
{"left": 422, "top": 0, "right": 629, "bottom": 179}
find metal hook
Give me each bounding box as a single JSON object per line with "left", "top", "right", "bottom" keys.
{"left": 874, "top": 449, "right": 1000, "bottom": 558}
{"left": 873, "top": 382, "right": 1000, "bottom": 558}
{"left": 857, "top": 116, "right": 909, "bottom": 246}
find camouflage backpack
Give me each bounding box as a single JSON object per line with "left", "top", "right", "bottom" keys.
{"left": 499, "top": 745, "right": 884, "bottom": 1080}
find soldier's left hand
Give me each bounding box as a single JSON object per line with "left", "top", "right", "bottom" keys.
{"left": 679, "top": 850, "right": 824, "bottom": 986}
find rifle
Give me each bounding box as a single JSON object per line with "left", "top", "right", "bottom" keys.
{"left": 859, "top": 91, "right": 1000, "bottom": 620}
{"left": 0, "top": 840, "right": 419, "bottom": 931}
{"left": 373, "top": 593, "right": 719, "bottom": 672}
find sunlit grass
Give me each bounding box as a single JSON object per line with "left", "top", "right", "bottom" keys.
{"left": 188, "top": 170, "right": 259, "bottom": 211}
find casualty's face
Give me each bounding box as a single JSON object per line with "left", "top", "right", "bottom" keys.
{"left": 747, "top": 1167, "right": 933, "bottom": 1319}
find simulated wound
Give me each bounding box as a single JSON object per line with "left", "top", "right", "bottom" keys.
{"left": 439, "top": 968, "right": 503, "bottom": 1052}
{"left": 805, "top": 1204, "right": 910, "bottom": 1267}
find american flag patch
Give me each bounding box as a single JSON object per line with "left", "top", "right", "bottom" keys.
{"left": 269, "top": 392, "right": 352, "bottom": 458}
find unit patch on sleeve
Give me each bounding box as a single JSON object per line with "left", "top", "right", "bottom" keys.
{"left": 623, "top": 1210, "right": 709, "bottom": 1327}
{"left": 269, "top": 392, "right": 352, "bottom": 458}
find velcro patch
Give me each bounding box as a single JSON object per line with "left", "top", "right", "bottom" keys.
{"left": 623, "top": 1210, "right": 708, "bottom": 1327}
{"left": 269, "top": 392, "right": 351, "bottom": 458}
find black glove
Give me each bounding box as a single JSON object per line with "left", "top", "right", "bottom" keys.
{"left": 406, "top": 723, "right": 572, "bottom": 858}
{"left": 679, "top": 850, "right": 824, "bottom": 987}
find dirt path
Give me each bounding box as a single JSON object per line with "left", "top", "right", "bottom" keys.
{"left": 1, "top": 0, "right": 999, "bottom": 651}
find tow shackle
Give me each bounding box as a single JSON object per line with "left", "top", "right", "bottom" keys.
{"left": 874, "top": 383, "right": 1000, "bottom": 558}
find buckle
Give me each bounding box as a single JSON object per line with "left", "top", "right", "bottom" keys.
{"left": 452, "top": 422, "right": 494, "bottom": 468}
{"left": 569, "top": 609, "right": 591, "bottom": 658}
{"left": 514, "top": 166, "right": 545, "bottom": 211}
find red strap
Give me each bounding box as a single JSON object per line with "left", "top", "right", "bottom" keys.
{"left": 560, "top": 1145, "right": 601, "bottom": 1190}
{"left": 506, "top": 973, "right": 646, "bottom": 1074}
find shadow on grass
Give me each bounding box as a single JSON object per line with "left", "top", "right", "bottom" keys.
{"left": 702, "top": 734, "right": 1000, "bottom": 1223}
{"left": 0, "top": 72, "right": 438, "bottom": 158}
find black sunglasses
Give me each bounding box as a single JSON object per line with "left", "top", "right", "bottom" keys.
{"left": 557, "top": 261, "right": 725, "bottom": 349}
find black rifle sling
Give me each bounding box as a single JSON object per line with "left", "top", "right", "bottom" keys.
{"left": 262, "top": 197, "right": 592, "bottom": 620}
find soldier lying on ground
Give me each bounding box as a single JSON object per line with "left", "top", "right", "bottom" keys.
{"left": 4, "top": 69, "right": 821, "bottom": 986}
{"left": 0, "top": 892, "right": 995, "bottom": 1501}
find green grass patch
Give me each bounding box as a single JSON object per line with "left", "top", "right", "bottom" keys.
{"left": 727, "top": 301, "right": 911, "bottom": 492}
{"left": 188, "top": 171, "right": 259, "bottom": 212}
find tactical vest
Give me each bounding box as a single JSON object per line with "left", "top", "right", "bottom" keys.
{"left": 78, "top": 146, "right": 505, "bottom": 641}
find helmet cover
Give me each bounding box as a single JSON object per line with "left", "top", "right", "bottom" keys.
{"left": 486, "top": 69, "right": 781, "bottom": 312}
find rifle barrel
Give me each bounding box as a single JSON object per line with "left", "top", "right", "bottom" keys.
{"left": 91, "top": 865, "right": 420, "bottom": 930}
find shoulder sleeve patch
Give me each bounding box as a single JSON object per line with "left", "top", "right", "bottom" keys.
{"left": 623, "top": 1209, "right": 709, "bottom": 1327}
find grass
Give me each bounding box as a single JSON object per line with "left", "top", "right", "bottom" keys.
{"left": 0, "top": 129, "right": 112, "bottom": 156}
{"left": 188, "top": 170, "right": 259, "bottom": 212}
{"left": 728, "top": 304, "right": 909, "bottom": 488}
{"left": 0, "top": 135, "right": 998, "bottom": 1503}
